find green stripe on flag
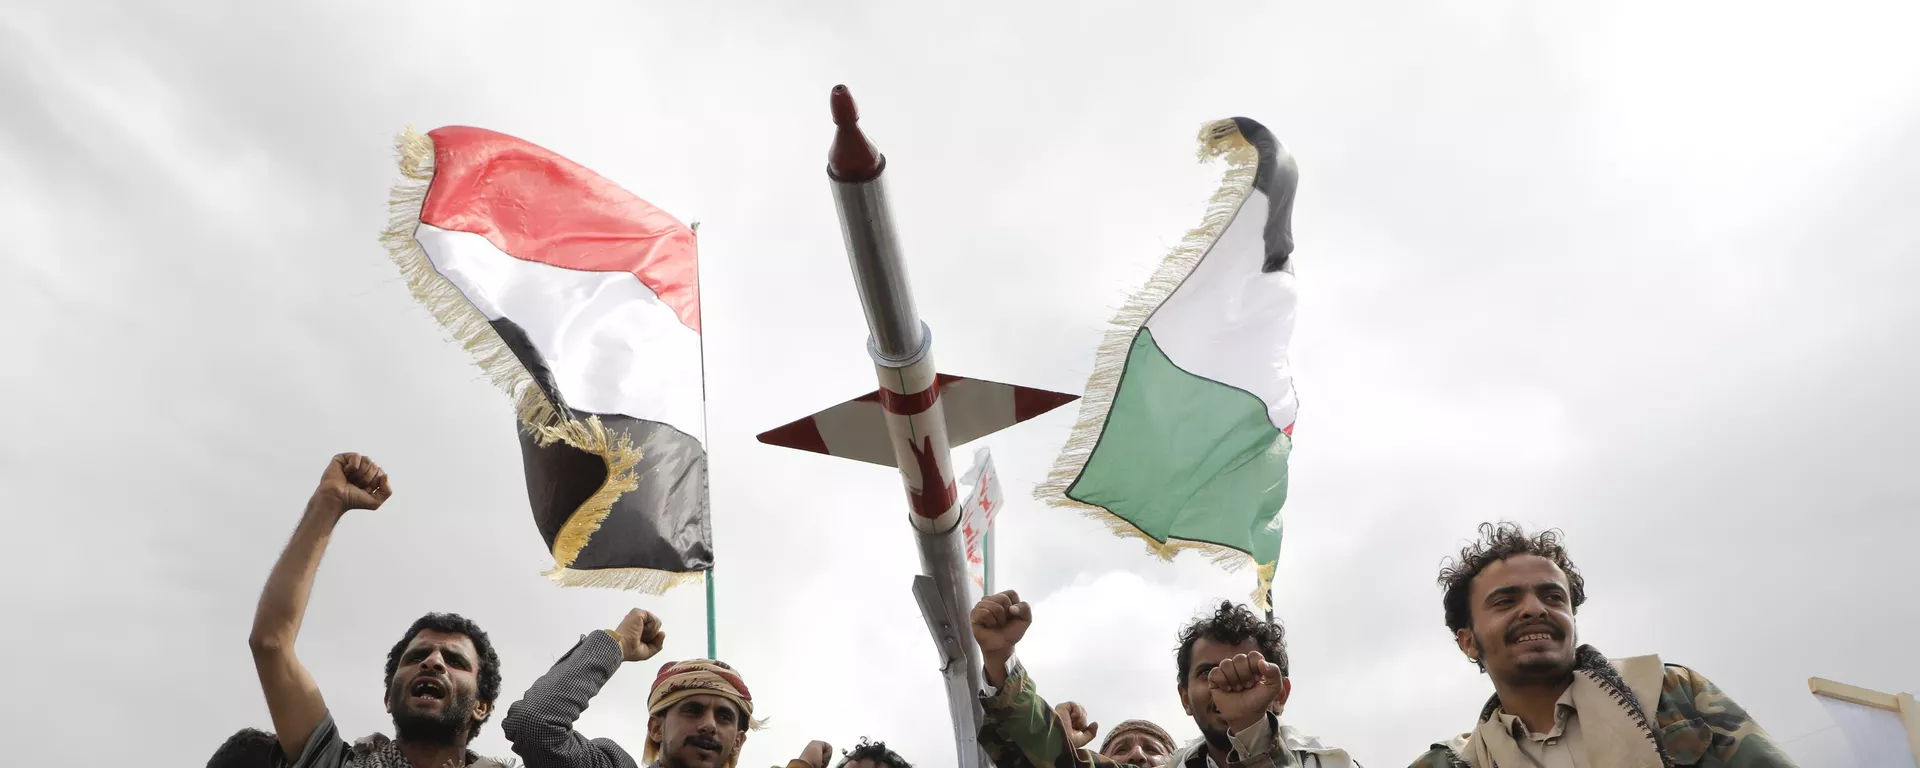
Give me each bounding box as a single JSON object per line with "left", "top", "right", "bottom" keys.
{"left": 1066, "top": 327, "right": 1289, "bottom": 566}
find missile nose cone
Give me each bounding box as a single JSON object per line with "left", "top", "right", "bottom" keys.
{"left": 828, "top": 84, "right": 884, "bottom": 183}
{"left": 831, "top": 84, "right": 859, "bottom": 125}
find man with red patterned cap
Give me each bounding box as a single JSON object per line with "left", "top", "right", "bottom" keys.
{"left": 502, "top": 609, "right": 764, "bottom": 768}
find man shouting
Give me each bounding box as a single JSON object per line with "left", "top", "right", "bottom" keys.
{"left": 503, "top": 608, "right": 758, "bottom": 768}
{"left": 251, "top": 453, "right": 510, "bottom": 768}
{"left": 971, "top": 591, "right": 1358, "bottom": 767}
{"left": 1408, "top": 522, "right": 1798, "bottom": 767}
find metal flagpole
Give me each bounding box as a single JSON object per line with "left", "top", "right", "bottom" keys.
{"left": 690, "top": 219, "right": 718, "bottom": 662}
{"left": 983, "top": 525, "right": 995, "bottom": 596}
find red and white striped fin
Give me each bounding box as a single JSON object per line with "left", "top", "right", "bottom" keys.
{"left": 756, "top": 375, "right": 1077, "bottom": 468}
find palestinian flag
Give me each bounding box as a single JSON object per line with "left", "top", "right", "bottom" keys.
{"left": 381, "top": 125, "right": 709, "bottom": 593}
{"left": 1036, "top": 118, "right": 1299, "bottom": 609}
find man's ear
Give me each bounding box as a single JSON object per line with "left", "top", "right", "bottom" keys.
{"left": 1455, "top": 628, "right": 1478, "bottom": 661}
{"left": 1178, "top": 684, "right": 1192, "bottom": 716}
{"left": 648, "top": 714, "right": 664, "bottom": 746}
{"left": 472, "top": 700, "right": 493, "bottom": 724}
{"left": 1271, "top": 678, "right": 1293, "bottom": 715}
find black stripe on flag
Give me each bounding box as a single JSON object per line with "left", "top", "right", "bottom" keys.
{"left": 491, "top": 318, "right": 713, "bottom": 574}
{"left": 1230, "top": 117, "right": 1299, "bottom": 274}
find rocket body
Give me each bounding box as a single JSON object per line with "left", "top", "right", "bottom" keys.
{"left": 826, "top": 85, "right": 984, "bottom": 768}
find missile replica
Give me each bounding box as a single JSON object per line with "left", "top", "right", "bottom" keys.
{"left": 755, "top": 86, "right": 1079, "bottom": 768}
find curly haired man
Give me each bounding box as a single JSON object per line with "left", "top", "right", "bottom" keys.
{"left": 251, "top": 453, "right": 510, "bottom": 768}
{"left": 973, "top": 591, "right": 1359, "bottom": 767}
{"left": 832, "top": 738, "right": 914, "bottom": 768}
{"left": 1408, "top": 522, "right": 1799, "bottom": 767}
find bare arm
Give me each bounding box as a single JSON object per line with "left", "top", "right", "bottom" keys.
{"left": 250, "top": 496, "right": 342, "bottom": 758}
{"left": 249, "top": 454, "right": 392, "bottom": 760}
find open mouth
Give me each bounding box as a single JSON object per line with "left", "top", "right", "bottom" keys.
{"left": 1510, "top": 626, "right": 1557, "bottom": 646}
{"left": 685, "top": 738, "right": 722, "bottom": 754}
{"left": 408, "top": 677, "right": 448, "bottom": 702}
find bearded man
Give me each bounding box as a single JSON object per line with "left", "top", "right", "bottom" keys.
{"left": 503, "top": 609, "right": 759, "bottom": 768}
{"left": 1408, "top": 522, "right": 1799, "bottom": 767}
{"left": 971, "top": 591, "right": 1360, "bottom": 767}
{"left": 251, "top": 453, "right": 509, "bottom": 768}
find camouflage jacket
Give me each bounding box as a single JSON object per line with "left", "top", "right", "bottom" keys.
{"left": 1406, "top": 646, "right": 1797, "bottom": 768}
{"left": 978, "top": 660, "right": 1357, "bottom": 768}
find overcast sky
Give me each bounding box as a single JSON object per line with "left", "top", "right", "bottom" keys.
{"left": 4, "top": 1, "right": 1919, "bottom": 765}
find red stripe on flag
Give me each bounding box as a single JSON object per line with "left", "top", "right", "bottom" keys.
{"left": 756, "top": 417, "right": 830, "bottom": 455}
{"left": 420, "top": 126, "right": 701, "bottom": 334}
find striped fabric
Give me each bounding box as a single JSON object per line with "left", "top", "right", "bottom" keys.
{"left": 756, "top": 375, "right": 1075, "bottom": 467}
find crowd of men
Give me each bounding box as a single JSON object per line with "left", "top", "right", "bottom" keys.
{"left": 211, "top": 452, "right": 1803, "bottom": 768}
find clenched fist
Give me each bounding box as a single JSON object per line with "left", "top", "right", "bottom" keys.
{"left": 1206, "top": 651, "right": 1283, "bottom": 731}
{"left": 794, "top": 740, "right": 833, "bottom": 768}
{"left": 614, "top": 608, "right": 665, "bottom": 662}
{"left": 315, "top": 453, "right": 392, "bottom": 512}
{"left": 970, "top": 590, "right": 1031, "bottom": 659}
{"left": 1054, "top": 701, "right": 1099, "bottom": 748}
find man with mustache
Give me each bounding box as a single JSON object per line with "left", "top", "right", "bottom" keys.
{"left": 251, "top": 453, "right": 510, "bottom": 768}
{"left": 971, "top": 592, "right": 1360, "bottom": 767}
{"left": 1408, "top": 522, "right": 1798, "bottom": 767}
{"left": 503, "top": 608, "right": 759, "bottom": 768}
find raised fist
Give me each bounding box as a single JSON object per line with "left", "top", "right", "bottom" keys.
{"left": 970, "top": 590, "right": 1031, "bottom": 660}
{"left": 316, "top": 453, "right": 392, "bottom": 512}
{"left": 795, "top": 740, "right": 833, "bottom": 768}
{"left": 1054, "top": 701, "right": 1099, "bottom": 748}
{"left": 614, "top": 608, "right": 665, "bottom": 662}
{"left": 1205, "top": 651, "right": 1283, "bottom": 730}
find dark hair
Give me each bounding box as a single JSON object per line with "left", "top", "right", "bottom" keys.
{"left": 1174, "top": 600, "right": 1290, "bottom": 687}
{"left": 207, "top": 727, "right": 278, "bottom": 768}
{"left": 384, "top": 612, "right": 503, "bottom": 740}
{"left": 1438, "top": 522, "right": 1587, "bottom": 638}
{"left": 839, "top": 738, "right": 913, "bottom": 768}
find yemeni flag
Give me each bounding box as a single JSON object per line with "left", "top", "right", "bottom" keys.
{"left": 1036, "top": 118, "right": 1299, "bottom": 609}
{"left": 381, "top": 125, "right": 710, "bottom": 593}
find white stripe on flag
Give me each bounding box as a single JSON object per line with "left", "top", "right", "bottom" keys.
{"left": 1143, "top": 188, "right": 1299, "bottom": 431}
{"left": 415, "top": 223, "right": 707, "bottom": 444}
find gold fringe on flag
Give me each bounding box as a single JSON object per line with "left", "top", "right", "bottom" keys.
{"left": 1031, "top": 118, "right": 1279, "bottom": 611}
{"left": 381, "top": 125, "right": 703, "bottom": 594}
